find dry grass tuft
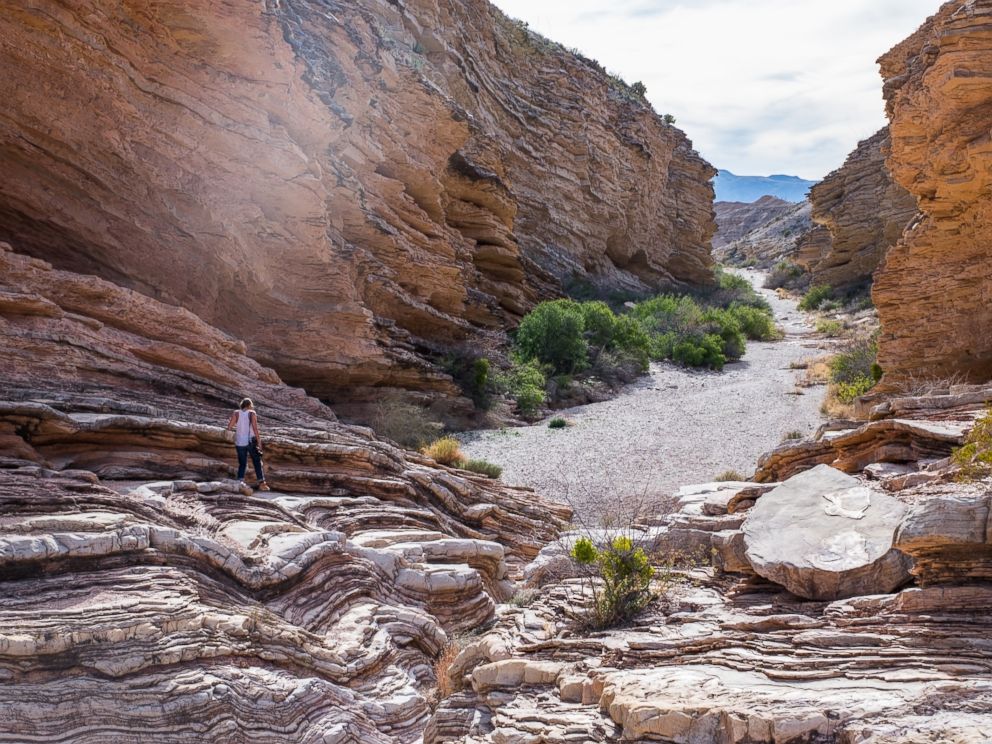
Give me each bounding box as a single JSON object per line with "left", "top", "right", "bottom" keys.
{"left": 421, "top": 436, "right": 464, "bottom": 466}
{"left": 798, "top": 356, "right": 833, "bottom": 387}
{"left": 433, "top": 641, "right": 464, "bottom": 700}
{"left": 820, "top": 384, "right": 857, "bottom": 419}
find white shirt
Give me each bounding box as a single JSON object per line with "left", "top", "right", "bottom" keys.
{"left": 235, "top": 410, "right": 254, "bottom": 446}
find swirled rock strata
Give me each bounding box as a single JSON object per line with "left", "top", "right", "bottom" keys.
{"left": 0, "top": 0, "right": 715, "bottom": 412}
{"left": 0, "top": 241, "right": 570, "bottom": 741}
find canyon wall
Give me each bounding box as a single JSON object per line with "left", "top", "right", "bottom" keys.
{"left": 805, "top": 129, "right": 917, "bottom": 289}
{"left": 0, "top": 0, "right": 714, "bottom": 411}
{"left": 876, "top": 0, "right": 992, "bottom": 386}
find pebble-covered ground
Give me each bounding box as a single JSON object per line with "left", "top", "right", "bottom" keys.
{"left": 459, "top": 270, "right": 828, "bottom": 524}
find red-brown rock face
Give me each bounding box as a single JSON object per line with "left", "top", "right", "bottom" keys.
{"left": 0, "top": 1, "right": 715, "bottom": 409}
{"left": 806, "top": 129, "right": 917, "bottom": 289}
{"left": 876, "top": 1, "right": 992, "bottom": 386}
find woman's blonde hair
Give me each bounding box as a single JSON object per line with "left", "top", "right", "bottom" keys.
{"left": 239, "top": 398, "right": 253, "bottom": 410}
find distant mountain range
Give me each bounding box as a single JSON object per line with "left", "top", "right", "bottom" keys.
{"left": 713, "top": 169, "right": 817, "bottom": 203}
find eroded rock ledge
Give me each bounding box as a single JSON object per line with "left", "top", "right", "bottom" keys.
{"left": 0, "top": 0, "right": 715, "bottom": 411}
{"left": 0, "top": 241, "right": 570, "bottom": 741}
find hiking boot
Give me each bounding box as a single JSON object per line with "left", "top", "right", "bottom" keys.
{"left": 258, "top": 482, "right": 271, "bottom": 492}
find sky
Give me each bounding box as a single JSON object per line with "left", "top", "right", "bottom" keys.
{"left": 489, "top": 0, "right": 938, "bottom": 180}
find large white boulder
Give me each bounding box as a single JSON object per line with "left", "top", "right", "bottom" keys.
{"left": 743, "top": 465, "right": 911, "bottom": 600}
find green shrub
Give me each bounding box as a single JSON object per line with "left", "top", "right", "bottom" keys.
{"left": 497, "top": 356, "right": 547, "bottom": 417}
{"left": 515, "top": 299, "right": 588, "bottom": 374}
{"left": 782, "top": 430, "right": 804, "bottom": 441}
{"left": 548, "top": 416, "right": 568, "bottom": 429}
{"left": 728, "top": 303, "right": 782, "bottom": 341}
{"left": 442, "top": 352, "right": 493, "bottom": 409}
{"left": 836, "top": 375, "right": 876, "bottom": 404}
{"left": 570, "top": 535, "right": 655, "bottom": 628}
{"left": 672, "top": 334, "right": 727, "bottom": 370}
{"left": 702, "top": 268, "right": 771, "bottom": 312}
{"left": 799, "top": 285, "right": 832, "bottom": 311}
{"left": 816, "top": 318, "right": 844, "bottom": 337}
{"left": 830, "top": 337, "right": 879, "bottom": 385}
{"left": 952, "top": 407, "right": 992, "bottom": 481}
{"left": 462, "top": 458, "right": 503, "bottom": 479}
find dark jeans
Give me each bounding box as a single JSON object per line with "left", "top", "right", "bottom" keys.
{"left": 236, "top": 443, "right": 264, "bottom": 482}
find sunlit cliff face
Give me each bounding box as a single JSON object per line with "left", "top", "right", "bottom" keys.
{"left": 0, "top": 0, "right": 715, "bottom": 413}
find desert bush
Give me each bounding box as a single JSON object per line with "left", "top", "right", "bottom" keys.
{"left": 570, "top": 535, "right": 655, "bottom": 629}
{"left": 507, "top": 587, "right": 541, "bottom": 607}
{"left": 371, "top": 393, "right": 442, "bottom": 449}
{"left": 701, "top": 268, "right": 771, "bottom": 312}
{"left": 421, "top": 436, "right": 464, "bottom": 466}
{"left": 815, "top": 318, "right": 844, "bottom": 337}
{"left": 442, "top": 352, "right": 493, "bottom": 409}
{"left": 782, "top": 430, "right": 804, "bottom": 442}
{"left": 952, "top": 407, "right": 992, "bottom": 481}
{"left": 495, "top": 355, "right": 547, "bottom": 417}
{"left": 728, "top": 303, "right": 782, "bottom": 341}
{"left": 829, "top": 336, "right": 880, "bottom": 385}
{"left": 799, "top": 284, "right": 832, "bottom": 311}
{"left": 515, "top": 299, "right": 588, "bottom": 374}
{"left": 548, "top": 416, "right": 569, "bottom": 429}
{"left": 764, "top": 261, "right": 808, "bottom": 291}
{"left": 714, "top": 469, "right": 746, "bottom": 481}
{"left": 461, "top": 458, "right": 502, "bottom": 479}
{"left": 836, "top": 376, "right": 876, "bottom": 404}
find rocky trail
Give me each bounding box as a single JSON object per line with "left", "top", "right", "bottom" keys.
{"left": 460, "top": 270, "right": 827, "bottom": 523}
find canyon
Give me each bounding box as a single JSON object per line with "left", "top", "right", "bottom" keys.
{"left": 1, "top": 0, "right": 992, "bottom": 742}
{"left": 0, "top": 0, "right": 714, "bottom": 418}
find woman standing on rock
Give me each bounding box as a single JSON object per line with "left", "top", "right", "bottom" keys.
{"left": 226, "top": 398, "right": 270, "bottom": 491}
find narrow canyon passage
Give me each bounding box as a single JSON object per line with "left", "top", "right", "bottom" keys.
{"left": 460, "top": 270, "right": 826, "bottom": 522}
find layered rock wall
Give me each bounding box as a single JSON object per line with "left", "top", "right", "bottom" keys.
{"left": 876, "top": 1, "right": 992, "bottom": 385}
{"left": 0, "top": 240, "right": 570, "bottom": 740}
{"left": 805, "top": 129, "right": 917, "bottom": 289}
{"left": 713, "top": 197, "right": 813, "bottom": 267}
{"left": 0, "top": 0, "right": 714, "bottom": 409}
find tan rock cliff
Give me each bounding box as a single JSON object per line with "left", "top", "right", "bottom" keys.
{"left": 875, "top": 1, "right": 992, "bottom": 386}
{"left": 0, "top": 0, "right": 715, "bottom": 411}
{"left": 806, "top": 128, "right": 917, "bottom": 289}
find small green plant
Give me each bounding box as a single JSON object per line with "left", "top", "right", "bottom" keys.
{"left": 630, "top": 81, "right": 647, "bottom": 98}
{"left": 495, "top": 356, "right": 547, "bottom": 417}
{"left": 799, "top": 285, "right": 832, "bottom": 311}
{"left": 782, "top": 430, "right": 804, "bottom": 442}
{"left": 836, "top": 375, "right": 875, "bottom": 403}
{"left": 714, "top": 469, "right": 746, "bottom": 482}
{"left": 662, "top": 113, "right": 676, "bottom": 125}
{"left": 816, "top": 318, "right": 845, "bottom": 337}
{"left": 461, "top": 459, "right": 503, "bottom": 479}
{"left": 548, "top": 416, "right": 569, "bottom": 429}
{"left": 421, "top": 436, "right": 464, "bottom": 466}
{"left": 570, "top": 535, "right": 655, "bottom": 629}
{"left": 952, "top": 407, "right": 992, "bottom": 481}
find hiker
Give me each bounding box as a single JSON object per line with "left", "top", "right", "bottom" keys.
{"left": 226, "top": 398, "right": 270, "bottom": 491}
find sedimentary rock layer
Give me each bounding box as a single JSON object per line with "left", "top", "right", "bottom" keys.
{"left": 0, "top": 0, "right": 715, "bottom": 409}
{"left": 713, "top": 196, "right": 813, "bottom": 267}
{"left": 0, "top": 241, "right": 570, "bottom": 741}
{"left": 806, "top": 129, "right": 917, "bottom": 288}
{"left": 875, "top": 1, "right": 992, "bottom": 386}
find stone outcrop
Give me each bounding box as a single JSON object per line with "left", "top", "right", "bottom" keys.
{"left": 875, "top": 1, "right": 992, "bottom": 387}
{"left": 743, "top": 465, "right": 911, "bottom": 600}
{"left": 713, "top": 197, "right": 813, "bottom": 267}
{"left": 0, "top": 241, "right": 570, "bottom": 740}
{"left": 0, "top": 0, "right": 715, "bottom": 412}
{"left": 804, "top": 129, "right": 917, "bottom": 289}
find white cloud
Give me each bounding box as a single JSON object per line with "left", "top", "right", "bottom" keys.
{"left": 490, "top": 0, "right": 938, "bottom": 179}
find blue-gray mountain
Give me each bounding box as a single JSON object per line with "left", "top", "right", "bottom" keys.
{"left": 714, "top": 170, "right": 817, "bottom": 203}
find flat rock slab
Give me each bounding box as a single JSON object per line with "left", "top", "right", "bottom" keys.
{"left": 743, "top": 464, "right": 911, "bottom": 600}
